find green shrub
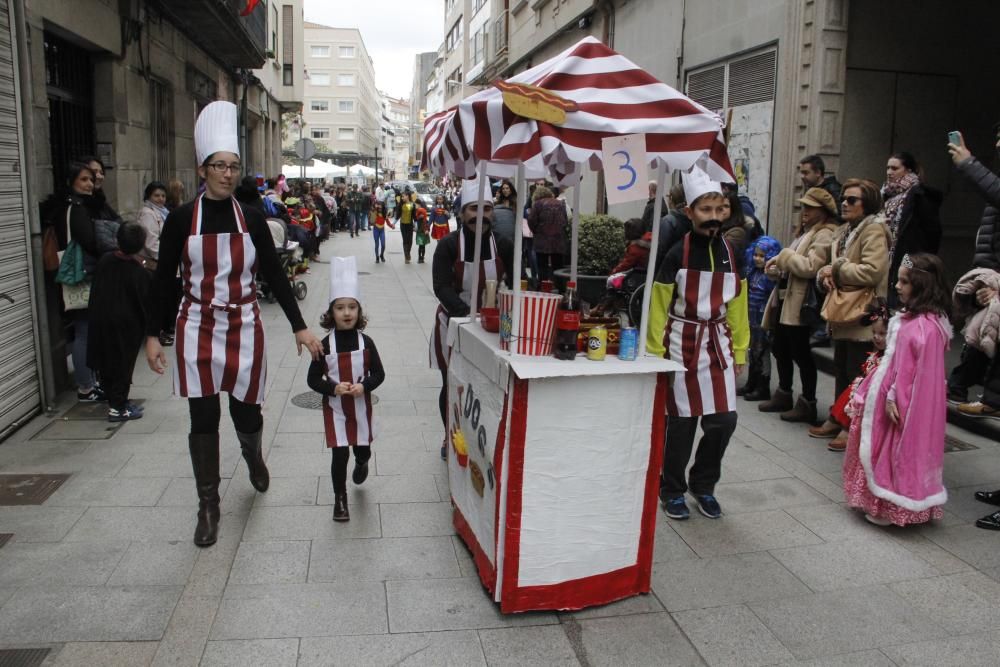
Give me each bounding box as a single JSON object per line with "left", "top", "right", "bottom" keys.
{"left": 573, "top": 213, "right": 626, "bottom": 275}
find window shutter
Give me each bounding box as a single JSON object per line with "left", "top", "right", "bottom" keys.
{"left": 282, "top": 5, "right": 294, "bottom": 63}
{"left": 686, "top": 65, "right": 725, "bottom": 110}
{"left": 727, "top": 50, "right": 776, "bottom": 106}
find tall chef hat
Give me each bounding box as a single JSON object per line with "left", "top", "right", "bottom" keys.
{"left": 329, "top": 256, "right": 361, "bottom": 304}
{"left": 682, "top": 166, "right": 724, "bottom": 206}
{"left": 194, "top": 101, "right": 240, "bottom": 166}
{"left": 460, "top": 174, "right": 491, "bottom": 209}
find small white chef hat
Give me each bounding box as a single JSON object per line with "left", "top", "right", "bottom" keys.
{"left": 460, "top": 174, "right": 491, "bottom": 209}
{"left": 682, "top": 166, "right": 723, "bottom": 206}
{"left": 329, "top": 256, "right": 361, "bottom": 304}
{"left": 195, "top": 101, "right": 240, "bottom": 165}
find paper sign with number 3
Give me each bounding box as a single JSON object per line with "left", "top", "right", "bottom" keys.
{"left": 601, "top": 134, "right": 649, "bottom": 205}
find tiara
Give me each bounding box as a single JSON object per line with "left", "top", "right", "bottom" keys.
{"left": 900, "top": 254, "right": 914, "bottom": 269}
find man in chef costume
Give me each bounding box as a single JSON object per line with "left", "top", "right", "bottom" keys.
{"left": 645, "top": 167, "right": 749, "bottom": 521}
{"left": 145, "top": 101, "right": 322, "bottom": 547}
{"left": 429, "top": 174, "right": 515, "bottom": 459}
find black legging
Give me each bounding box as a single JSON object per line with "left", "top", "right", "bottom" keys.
{"left": 833, "top": 339, "right": 873, "bottom": 398}
{"left": 438, "top": 366, "right": 448, "bottom": 436}
{"left": 400, "top": 223, "right": 414, "bottom": 256}
{"left": 189, "top": 394, "right": 262, "bottom": 434}
{"left": 772, "top": 324, "right": 817, "bottom": 401}
{"left": 330, "top": 446, "right": 371, "bottom": 494}
{"left": 536, "top": 252, "right": 564, "bottom": 281}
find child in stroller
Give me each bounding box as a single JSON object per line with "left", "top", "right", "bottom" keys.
{"left": 592, "top": 218, "right": 650, "bottom": 325}
{"left": 258, "top": 217, "right": 308, "bottom": 302}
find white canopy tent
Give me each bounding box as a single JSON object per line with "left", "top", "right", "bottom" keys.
{"left": 281, "top": 159, "right": 347, "bottom": 180}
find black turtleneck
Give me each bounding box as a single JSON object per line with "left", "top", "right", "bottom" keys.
{"left": 148, "top": 196, "right": 307, "bottom": 336}
{"left": 655, "top": 230, "right": 743, "bottom": 285}
{"left": 431, "top": 227, "right": 515, "bottom": 317}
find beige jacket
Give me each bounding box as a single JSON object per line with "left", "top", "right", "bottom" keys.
{"left": 824, "top": 214, "right": 892, "bottom": 342}
{"left": 762, "top": 220, "right": 840, "bottom": 328}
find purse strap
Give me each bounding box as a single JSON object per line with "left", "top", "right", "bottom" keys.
{"left": 65, "top": 204, "right": 73, "bottom": 243}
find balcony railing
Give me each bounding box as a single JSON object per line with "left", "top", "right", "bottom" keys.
{"left": 150, "top": 0, "right": 267, "bottom": 69}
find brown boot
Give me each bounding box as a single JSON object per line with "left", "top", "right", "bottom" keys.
{"left": 189, "top": 433, "right": 220, "bottom": 548}
{"left": 333, "top": 492, "right": 350, "bottom": 522}
{"left": 827, "top": 433, "right": 848, "bottom": 452}
{"left": 236, "top": 429, "right": 269, "bottom": 493}
{"left": 758, "top": 388, "right": 793, "bottom": 413}
{"left": 781, "top": 396, "right": 818, "bottom": 424}
{"left": 809, "top": 420, "right": 842, "bottom": 439}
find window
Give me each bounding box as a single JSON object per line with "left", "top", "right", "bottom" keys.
{"left": 338, "top": 128, "right": 355, "bottom": 140}
{"left": 149, "top": 78, "right": 174, "bottom": 182}
{"left": 338, "top": 100, "right": 354, "bottom": 112}
{"left": 446, "top": 17, "right": 463, "bottom": 52}
{"left": 282, "top": 64, "right": 293, "bottom": 86}
{"left": 310, "top": 45, "right": 331, "bottom": 57}
{"left": 270, "top": 5, "right": 278, "bottom": 53}
{"left": 686, "top": 48, "right": 777, "bottom": 111}
{"left": 337, "top": 73, "right": 355, "bottom": 86}
{"left": 310, "top": 72, "right": 330, "bottom": 86}
{"left": 310, "top": 100, "right": 330, "bottom": 112}
{"left": 472, "top": 24, "right": 488, "bottom": 65}
{"left": 473, "top": 0, "right": 487, "bottom": 11}
{"left": 446, "top": 67, "right": 462, "bottom": 92}
{"left": 311, "top": 128, "right": 330, "bottom": 140}
{"left": 339, "top": 46, "right": 355, "bottom": 58}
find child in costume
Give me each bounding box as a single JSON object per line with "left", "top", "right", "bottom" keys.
{"left": 842, "top": 253, "right": 951, "bottom": 526}
{"left": 827, "top": 298, "right": 889, "bottom": 451}
{"left": 739, "top": 235, "right": 782, "bottom": 401}
{"left": 646, "top": 168, "right": 750, "bottom": 521}
{"left": 415, "top": 203, "right": 431, "bottom": 263}
{"left": 372, "top": 201, "right": 394, "bottom": 263}
{"left": 307, "top": 257, "right": 386, "bottom": 521}
{"left": 610, "top": 217, "right": 652, "bottom": 274}
{"left": 430, "top": 194, "right": 451, "bottom": 241}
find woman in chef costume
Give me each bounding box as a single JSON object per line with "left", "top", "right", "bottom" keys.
{"left": 308, "top": 256, "right": 386, "bottom": 521}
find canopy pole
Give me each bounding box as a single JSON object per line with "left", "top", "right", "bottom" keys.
{"left": 469, "top": 161, "right": 489, "bottom": 322}
{"left": 569, "top": 170, "right": 581, "bottom": 284}
{"left": 638, "top": 160, "right": 667, "bottom": 357}
{"left": 510, "top": 164, "right": 527, "bottom": 355}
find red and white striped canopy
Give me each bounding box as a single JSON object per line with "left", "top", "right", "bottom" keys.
{"left": 423, "top": 37, "right": 733, "bottom": 183}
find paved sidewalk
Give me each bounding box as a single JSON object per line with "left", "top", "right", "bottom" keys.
{"left": 1, "top": 228, "right": 999, "bottom": 666}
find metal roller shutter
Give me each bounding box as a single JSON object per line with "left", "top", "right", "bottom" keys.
{"left": 0, "top": 0, "right": 41, "bottom": 440}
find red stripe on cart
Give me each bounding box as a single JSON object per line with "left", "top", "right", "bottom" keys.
{"left": 499, "top": 378, "right": 530, "bottom": 609}
{"left": 453, "top": 504, "right": 496, "bottom": 594}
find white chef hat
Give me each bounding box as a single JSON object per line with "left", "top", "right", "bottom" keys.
{"left": 195, "top": 101, "right": 240, "bottom": 166}
{"left": 460, "top": 174, "right": 491, "bottom": 209}
{"left": 682, "top": 166, "right": 724, "bottom": 206}
{"left": 329, "top": 256, "right": 361, "bottom": 304}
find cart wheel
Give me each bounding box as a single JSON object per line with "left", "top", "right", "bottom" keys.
{"left": 295, "top": 282, "right": 308, "bottom": 301}
{"left": 628, "top": 284, "right": 645, "bottom": 328}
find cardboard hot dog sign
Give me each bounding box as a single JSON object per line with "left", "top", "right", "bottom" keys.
{"left": 492, "top": 80, "right": 579, "bottom": 125}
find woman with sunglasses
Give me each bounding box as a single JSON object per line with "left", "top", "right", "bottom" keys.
{"left": 811, "top": 179, "right": 892, "bottom": 451}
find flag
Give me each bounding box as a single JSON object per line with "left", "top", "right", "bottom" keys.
{"left": 240, "top": 0, "right": 261, "bottom": 16}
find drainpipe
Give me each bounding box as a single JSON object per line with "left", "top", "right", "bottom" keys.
{"left": 594, "top": 0, "right": 615, "bottom": 214}
{"left": 11, "top": 0, "right": 58, "bottom": 411}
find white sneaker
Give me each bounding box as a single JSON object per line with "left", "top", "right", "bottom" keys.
{"left": 865, "top": 513, "right": 892, "bottom": 526}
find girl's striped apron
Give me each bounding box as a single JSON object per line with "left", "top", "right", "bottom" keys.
{"left": 429, "top": 227, "right": 502, "bottom": 370}
{"left": 322, "top": 332, "right": 375, "bottom": 447}
{"left": 664, "top": 235, "right": 740, "bottom": 417}
{"left": 173, "top": 194, "right": 267, "bottom": 404}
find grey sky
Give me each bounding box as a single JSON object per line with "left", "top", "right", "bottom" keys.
{"left": 304, "top": 0, "right": 444, "bottom": 99}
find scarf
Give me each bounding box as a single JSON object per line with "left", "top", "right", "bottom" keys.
{"left": 145, "top": 200, "right": 170, "bottom": 223}
{"left": 881, "top": 171, "right": 920, "bottom": 239}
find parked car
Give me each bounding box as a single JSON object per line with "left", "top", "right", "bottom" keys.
{"left": 390, "top": 180, "right": 439, "bottom": 209}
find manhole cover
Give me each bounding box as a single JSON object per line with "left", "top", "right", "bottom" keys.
{"left": 944, "top": 435, "right": 979, "bottom": 453}
{"left": 0, "top": 534, "right": 11, "bottom": 549}
{"left": 291, "top": 391, "right": 378, "bottom": 409}
{"left": 0, "top": 648, "right": 51, "bottom": 667}
{"left": 0, "top": 475, "right": 70, "bottom": 506}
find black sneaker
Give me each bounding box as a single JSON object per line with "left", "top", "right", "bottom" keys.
{"left": 78, "top": 387, "right": 106, "bottom": 402}
{"left": 663, "top": 497, "right": 690, "bottom": 520}
{"left": 440, "top": 440, "right": 447, "bottom": 461}
{"left": 125, "top": 401, "right": 144, "bottom": 416}
{"left": 946, "top": 391, "right": 967, "bottom": 406}
{"left": 352, "top": 459, "right": 369, "bottom": 485}
{"left": 108, "top": 406, "right": 142, "bottom": 422}
{"left": 694, "top": 494, "right": 722, "bottom": 519}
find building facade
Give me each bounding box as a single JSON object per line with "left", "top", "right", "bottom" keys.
{"left": 409, "top": 51, "right": 437, "bottom": 173}
{"left": 301, "top": 22, "right": 379, "bottom": 160}
{"left": 379, "top": 93, "right": 410, "bottom": 181}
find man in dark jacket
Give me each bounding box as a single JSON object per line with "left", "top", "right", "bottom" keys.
{"left": 799, "top": 154, "right": 842, "bottom": 203}
{"left": 947, "top": 128, "right": 1000, "bottom": 530}
{"left": 641, "top": 180, "right": 669, "bottom": 233}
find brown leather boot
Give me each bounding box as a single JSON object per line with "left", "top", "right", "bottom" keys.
{"left": 809, "top": 420, "right": 842, "bottom": 439}
{"left": 236, "top": 429, "right": 270, "bottom": 493}
{"left": 758, "top": 388, "right": 793, "bottom": 413}
{"left": 781, "top": 396, "right": 818, "bottom": 424}
{"left": 333, "top": 493, "right": 350, "bottom": 522}
{"left": 189, "top": 433, "right": 220, "bottom": 547}
{"left": 827, "top": 433, "right": 848, "bottom": 452}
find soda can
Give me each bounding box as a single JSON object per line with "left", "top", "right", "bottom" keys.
{"left": 587, "top": 325, "right": 607, "bottom": 361}
{"left": 540, "top": 280, "right": 555, "bottom": 293}
{"left": 618, "top": 327, "right": 638, "bottom": 361}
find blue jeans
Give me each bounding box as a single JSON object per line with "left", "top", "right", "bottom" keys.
{"left": 373, "top": 227, "right": 385, "bottom": 258}
{"left": 72, "top": 316, "right": 96, "bottom": 390}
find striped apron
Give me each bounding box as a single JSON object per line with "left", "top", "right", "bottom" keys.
{"left": 322, "top": 332, "right": 375, "bottom": 447}
{"left": 173, "top": 194, "right": 267, "bottom": 404}
{"left": 664, "top": 235, "right": 740, "bottom": 417}
{"left": 429, "top": 228, "right": 502, "bottom": 370}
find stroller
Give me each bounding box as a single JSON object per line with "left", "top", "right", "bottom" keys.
{"left": 258, "top": 218, "right": 308, "bottom": 302}
{"left": 593, "top": 268, "right": 647, "bottom": 327}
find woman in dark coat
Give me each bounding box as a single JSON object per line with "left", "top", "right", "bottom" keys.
{"left": 527, "top": 185, "right": 569, "bottom": 281}
{"left": 881, "top": 152, "right": 943, "bottom": 308}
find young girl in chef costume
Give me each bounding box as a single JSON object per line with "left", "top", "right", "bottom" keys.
{"left": 307, "top": 256, "right": 386, "bottom": 522}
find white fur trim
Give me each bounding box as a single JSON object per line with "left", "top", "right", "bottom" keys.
{"left": 857, "top": 313, "right": 948, "bottom": 511}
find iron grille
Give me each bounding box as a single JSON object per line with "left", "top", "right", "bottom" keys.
{"left": 150, "top": 78, "right": 174, "bottom": 183}
{"left": 44, "top": 32, "right": 93, "bottom": 188}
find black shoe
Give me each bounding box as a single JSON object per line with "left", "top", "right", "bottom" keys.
{"left": 743, "top": 386, "right": 771, "bottom": 402}
{"left": 693, "top": 494, "right": 722, "bottom": 519}
{"left": 352, "top": 459, "right": 369, "bottom": 485}
{"left": 380, "top": 254, "right": 385, "bottom": 262}
{"left": 440, "top": 441, "right": 447, "bottom": 461}
{"left": 947, "top": 391, "right": 967, "bottom": 406}
{"left": 663, "top": 497, "right": 690, "bottom": 520}
{"left": 77, "top": 386, "right": 107, "bottom": 402}
{"left": 974, "top": 489, "right": 1000, "bottom": 506}
{"left": 333, "top": 492, "right": 350, "bottom": 522}
{"left": 975, "top": 510, "right": 1000, "bottom": 530}
{"left": 236, "top": 429, "right": 270, "bottom": 493}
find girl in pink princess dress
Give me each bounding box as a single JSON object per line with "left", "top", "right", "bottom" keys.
{"left": 842, "top": 252, "right": 953, "bottom": 526}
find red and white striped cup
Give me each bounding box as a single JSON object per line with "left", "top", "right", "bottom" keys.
{"left": 513, "top": 291, "right": 561, "bottom": 356}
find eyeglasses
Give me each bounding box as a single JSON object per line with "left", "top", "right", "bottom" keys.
{"left": 840, "top": 196, "right": 862, "bottom": 205}
{"left": 206, "top": 162, "right": 242, "bottom": 175}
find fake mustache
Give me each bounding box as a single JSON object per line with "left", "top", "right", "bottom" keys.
{"left": 698, "top": 220, "right": 723, "bottom": 235}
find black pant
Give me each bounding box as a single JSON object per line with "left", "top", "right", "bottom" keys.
{"left": 983, "top": 356, "right": 1000, "bottom": 409}
{"left": 536, "top": 252, "right": 564, "bottom": 281}
{"left": 438, "top": 365, "right": 448, "bottom": 433}
{"left": 400, "top": 224, "right": 414, "bottom": 257}
{"left": 773, "top": 324, "right": 817, "bottom": 400}
{"left": 418, "top": 244, "right": 426, "bottom": 261}
{"left": 833, "top": 339, "right": 872, "bottom": 398}
{"left": 100, "top": 354, "right": 138, "bottom": 412}
{"left": 948, "top": 344, "right": 989, "bottom": 399}
{"left": 660, "top": 411, "right": 737, "bottom": 500}
{"left": 189, "top": 394, "right": 262, "bottom": 434}
{"left": 330, "top": 446, "right": 371, "bottom": 494}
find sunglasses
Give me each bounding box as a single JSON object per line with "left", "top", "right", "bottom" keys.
{"left": 840, "top": 196, "right": 862, "bottom": 205}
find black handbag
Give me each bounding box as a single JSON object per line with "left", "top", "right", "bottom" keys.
{"left": 800, "top": 280, "right": 824, "bottom": 328}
